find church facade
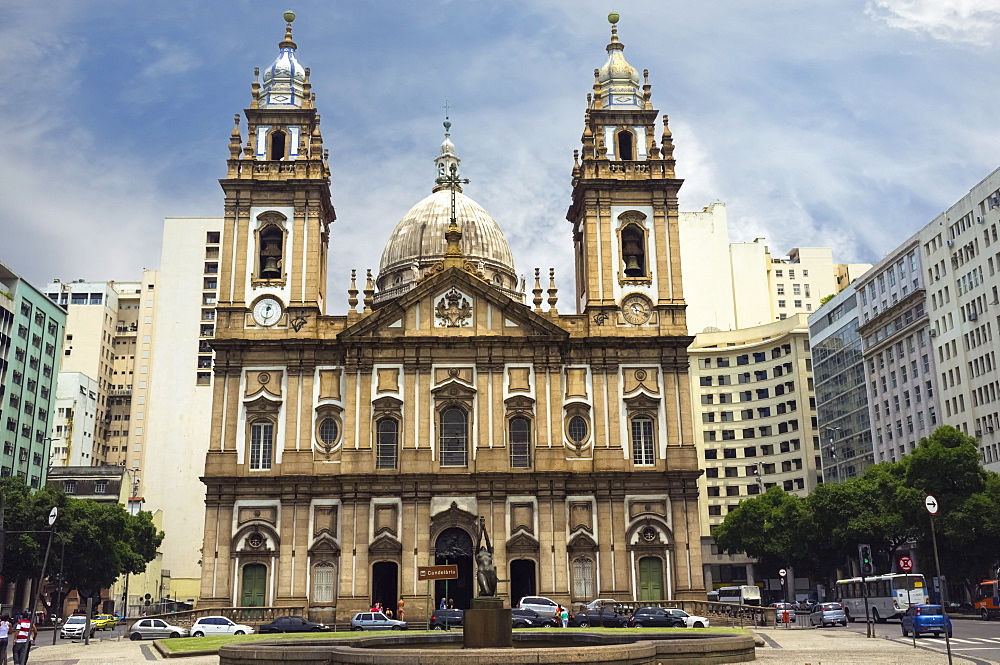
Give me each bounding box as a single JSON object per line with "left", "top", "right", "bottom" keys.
{"left": 198, "top": 12, "right": 705, "bottom": 622}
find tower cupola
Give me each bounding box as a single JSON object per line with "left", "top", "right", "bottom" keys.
{"left": 259, "top": 10, "right": 307, "bottom": 108}
{"left": 596, "top": 12, "right": 641, "bottom": 109}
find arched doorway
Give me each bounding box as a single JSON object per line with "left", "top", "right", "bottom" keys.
{"left": 638, "top": 556, "right": 664, "bottom": 601}
{"left": 241, "top": 563, "right": 267, "bottom": 607}
{"left": 434, "top": 527, "right": 473, "bottom": 609}
{"left": 371, "top": 561, "right": 398, "bottom": 612}
{"left": 509, "top": 559, "right": 536, "bottom": 606}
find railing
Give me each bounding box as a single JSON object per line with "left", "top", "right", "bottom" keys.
{"left": 605, "top": 599, "right": 775, "bottom": 627}
{"left": 128, "top": 606, "right": 306, "bottom": 630}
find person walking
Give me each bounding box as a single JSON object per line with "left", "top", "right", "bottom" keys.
{"left": 559, "top": 605, "right": 569, "bottom": 629}
{"left": 397, "top": 597, "right": 405, "bottom": 622}
{"left": 0, "top": 614, "right": 11, "bottom": 665}
{"left": 11, "top": 612, "right": 34, "bottom": 665}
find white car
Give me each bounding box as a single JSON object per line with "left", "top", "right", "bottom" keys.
{"left": 583, "top": 598, "right": 622, "bottom": 611}
{"left": 190, "top": 615, "right": 255, "bottom": 637}
{"left": 60, "top": 615, "right": 96, "bottom": 639}
{"left": 663, "top": 608, "right": 710, "bottom": 628}
{"left": 517, "top": 596, "right": 560, "bottom": 618}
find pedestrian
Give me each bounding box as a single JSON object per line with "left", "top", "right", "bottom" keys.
{"left": 559, "top": 605, "right": 569, "bottom": 628}
{"left": 11, "top": 612, "right": 34, "bottom": 665}
{"left": 0, "top": 614, "right": 11, "bottom": 665}
{"left": 397, "top": 597, "right": 405, "bottom": 622}
{"left": 448, "top": 598, "right": 455, "bottom": 610}
{"left": 439, "top": 597, "right": 447, "bottom": 610}
{"left": 385, "top": 609, "right": 393, "bottom": 619}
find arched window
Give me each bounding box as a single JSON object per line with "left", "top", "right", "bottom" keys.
{"left": 621, "top": 225, "right": 646, "bottom": 278}
{"left": 616, "top": 130, "right": 635, "bottom": 161}
{"left": 249, "top": 419, "right": 273, "bottom": 470}
{"left": 269, "top": 129, "right": 287, "bottom": 160}
{"left": 572, "top": 557, "right": 595, "bottom": 599}
{"left": 439, "top": 407, "right": 468, "bottom": 467}
{"left": 631, "top": 416, "right": 655, "bottom": 466}
{"left": 509, "top": 416, "right": 531, "bottom": 468}
{"left": 312, "top": 562, "right": 336, "bottom": 603}
{"left": 376, "top": 417, "right": 398, "bottom": 469}
{"left": 258, "top": 226, "right": 283, "bottom": 279}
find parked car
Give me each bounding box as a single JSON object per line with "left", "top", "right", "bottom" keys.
{"left": 517, "top": 596, "right": 560, "bottom": 618}
{"left": 190, "top": 616, "right": 255, "bottom": 637}
{"left": 901, "top": 604, "right": 953, "bottom": 638}
{"left": 770, "top": 602, "right": 796, "bottom": 623}
{"left": 258, "top": 615, "right": 328, "bottom": 633}
{"left": 662, "top": 608, "right": 710, "bottom": 628}
{"left": 512, "top": 608, "right": 557, "bottom": 628}
{"left": 93, "top": 614, "right": 117, "bottom": 630}
{"left": 60, "top": 615, "right": 96, "bottom": 639}
{"left": 350, "top": 611, "right": 407, "bottom": 631}
{"left": 428, "top": 609, "right": 464, "bottom": 630}
{"left": 628, "top": 607, "right": 685, "bottom": 628}
{"left": 570, "top": 607, "right": 630, "bottom": 627}
{"left": 128, "top": 618, "right": 189, "bottom": 641}
{"left": 809, "top": 602, "right": 847, "bottom": 627}
{"left": 582, "top": 598, "right": 622, "bottom": 611}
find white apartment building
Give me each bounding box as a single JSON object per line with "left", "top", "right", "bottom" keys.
{"left": 51, "top": 372, "right": 99, "bottom": 466}
{"left": 678, "top": 203, "right": 870, "bottom": 333}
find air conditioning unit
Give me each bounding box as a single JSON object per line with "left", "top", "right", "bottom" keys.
{"left": 946, "top": 239, "right": 954, "bottom": 247}
{"left": 929, "top": 329, "right": 938, "bottom": 337}
{"left": 969, "top": 311, "right": 978, "bottom": 321}
{"left": 977, "top": 216, "right": 984, "bottom": 224}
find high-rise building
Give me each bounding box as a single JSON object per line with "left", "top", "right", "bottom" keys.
{"left": 808, "top": 283, "right": 875, "bottom": 482}
{"left": 195, "top": 13, "right": 706, "bottom": 621}
{"left": 0, "top": 262, "right": 66, "bottom": 486}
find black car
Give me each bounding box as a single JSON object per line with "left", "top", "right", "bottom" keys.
{"left": 512, "top": 608, "right": 558, "bottom": 628}
{"left": 429, "top": 608, "right": 464, "bottom": 630}
{"left": 570, "top": 607, "right": 630, "bottom": 627}
{"left": 258, "top": 615, "right": 328, "bottom": 633}
{"left": 628, "top": 607, "right": 685, "bottom": 628}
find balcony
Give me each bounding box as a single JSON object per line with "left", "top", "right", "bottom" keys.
{"left": 109, "top": 387, "right": 132, "bottom": 397}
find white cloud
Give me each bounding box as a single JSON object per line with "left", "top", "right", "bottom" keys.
{"left": 866, "top": 0, "right": 1000, "bottom": 46}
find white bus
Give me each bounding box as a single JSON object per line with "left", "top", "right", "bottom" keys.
{"left": 715, "top": 585, "right": 762, "bottom": 606}
{"left": 834, "top": 573, "right": 928, "bottom": 622}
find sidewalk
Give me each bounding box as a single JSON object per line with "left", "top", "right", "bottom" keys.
{"left": 753, "top": 627, "right": 998, "bottom": 665}
{"left": 18, "top": 638, "right": 219, "bottom": 664}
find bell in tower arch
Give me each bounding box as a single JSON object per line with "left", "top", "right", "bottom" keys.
{"left": 258, "top": 227, "right": 284, "bottom": 279}
{"left": 621, "top": 227, "right": 645, "bottom": 277}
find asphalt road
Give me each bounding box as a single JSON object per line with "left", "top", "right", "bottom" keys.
{"left": 833, "top": 616, "right": 1000, "bottom": 664}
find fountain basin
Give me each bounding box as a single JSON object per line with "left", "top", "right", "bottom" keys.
{"left": 218, "top": 630, "right": 756, "bottom": 664}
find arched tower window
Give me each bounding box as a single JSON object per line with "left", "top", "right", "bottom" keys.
{"left": 376, "top": 417, "right": 399, "bottom": 469}
{"left": 269, "top": 129, "right": 287, "bottom": 160}
{"left": 258, "top": 225, "right": 283, "bottom": 280}
{"left": 616, "top": 129, "right": 635, "bottom": 161}
{"left": 631, "top": 415, "right": 655, "bottom": 466}
{"left": 439, "top": 407, "right": 468, "bottom": 467}
{"left": 509, "top": 416, "right": 531, "bottom": 468}
{"left": 620, "top": 225, "right": 646, "bottom": 278}
{"left": 249, "top": 419, "right": 274, "bottom": 470}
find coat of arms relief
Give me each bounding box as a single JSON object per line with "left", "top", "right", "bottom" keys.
{"left": 435, "top": 288, "right": 473, "bottom": 327}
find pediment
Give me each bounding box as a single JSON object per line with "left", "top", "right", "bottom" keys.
{"left": 623, "top": 392, "right": 660, "bottom": 411}
{"left": 338, "top": 267, "right": 569, "bottom": 340}
{"left": 505, "top": 531, "right": 540, "bottom": 554}
{"left": 308, "top": 532, "right": 342, "bottom": 557}
{"left": 504, "top": 395, "right": 535, "bottom": 410}
{"left": 431, "top": 379, "right": 477, "bottom": 400}
{"left": 567, "top": 532, "right": 599, "bottom": 552}
{"left": 369, "top": 533, "right": 403, "bottom": 555}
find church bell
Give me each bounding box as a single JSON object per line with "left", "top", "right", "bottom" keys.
{"left": 260, "top": 237, "right": 282, "bottom": 279}
{"left": 624, "top": 254, "right": 643, "bottom": 277}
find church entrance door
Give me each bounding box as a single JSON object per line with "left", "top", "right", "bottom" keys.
{"left": 371, "top": 561, "right": 398, "bottom": 613}
{"left": 509, "top": 559, "right": 536, "bottom": 606}
{"left": 434, "top": 527, "right": 473, "bottom": 609}
{"left": 638, "top": 556, "right": 664, "bottom": 601}
{"left": 241, "top": 563, "right": 267, "bottom": 607}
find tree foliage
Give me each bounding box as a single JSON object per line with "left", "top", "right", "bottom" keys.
{"left": 714, "top": 426, "right": 1000, "bottom": 591}
{"left": 0, "top": 477, "right": 163, "bottom": 605}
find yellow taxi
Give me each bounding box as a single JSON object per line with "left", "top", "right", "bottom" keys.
{"left": 93, "top": 614, "right": 118, "bottom": 630}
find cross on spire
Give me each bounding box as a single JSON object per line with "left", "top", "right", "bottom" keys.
{"left": 442, "top": 99, "right": 454, "bottom": 119}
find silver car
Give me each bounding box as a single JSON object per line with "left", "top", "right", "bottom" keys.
{"left": 129, "top": 618, "right": 190, "bottom": 640}
{"left": 350, "top": 612, "right": 407, "bottom": 631}
{"left": 517, "top": 596, "right": 560, "bottom": 618}
{"left": 809, "top": 602, "right": 847, "bottom": 627}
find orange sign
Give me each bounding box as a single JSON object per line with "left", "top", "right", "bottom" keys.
{"left": 418, "top": 565, "right": 459, "bottom": 581}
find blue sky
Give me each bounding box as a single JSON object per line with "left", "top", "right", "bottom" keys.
{"left": 2, "top": 0, "right": 999, "bottom": 314}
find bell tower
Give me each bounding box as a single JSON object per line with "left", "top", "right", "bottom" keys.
{"left": 216, "top": 11, "right": 335, "bottom": 335}
{"left": 566, "top": 13, "right": 686, "bottom": 333}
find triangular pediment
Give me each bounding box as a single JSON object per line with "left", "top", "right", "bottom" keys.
{"left": 308, "top": 532, "right": 342, "bottom": 557}
{"left": 338, "top": 268, "right": 569, "bottom": 340}
{"left": 368, "top": 533, "right": 403, "bottom": 555}
{"left": 505, "top": 531, "right": 540, "bottom": 555}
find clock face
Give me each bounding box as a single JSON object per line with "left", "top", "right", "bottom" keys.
{"left": 621, "top": 294, "right": 652, "bottom": 325}
{"left": 252, "top": 297, "right": 283, "bottom": 326}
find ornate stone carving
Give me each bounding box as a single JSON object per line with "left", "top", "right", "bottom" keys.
{"left": 434, "top": 288, "right": 473, "bottom": 327}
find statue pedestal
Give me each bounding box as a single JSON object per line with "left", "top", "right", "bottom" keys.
{"left": 463, "top": 596, "right": 512, "bottom": 649}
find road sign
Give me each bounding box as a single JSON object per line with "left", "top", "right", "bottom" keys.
{"left": 417, "top": 565, "right": 458, "bottom": 581}
{"left": 898, "top": 556, "right": 913, "bottom": 572}
{"left": 779, "top": 568, "right": 787, "bottom": 577}
{"left": 925, "top": 495, "right": 938, "bottom": 515}
{"left": 48, "top": 507, "right": 58, "bottom": 526}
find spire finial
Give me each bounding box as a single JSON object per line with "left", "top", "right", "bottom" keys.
{"left": 608, "top": 11, "right": 620, "bottom": 45}
{"left": 280, "top": 10, "right": 297, "bottom": 49}
{"left": 347, "top": 269, "right": 358, "bottom": 312}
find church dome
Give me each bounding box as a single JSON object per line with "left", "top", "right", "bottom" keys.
{"left": 376, "top": 122, "right": 520, "bottom": 298}
{"left": 259, "top": 11, "right": 307, "bottom": 108}
{"left": 597, "top": 14, "right": 641, "bottom": 108}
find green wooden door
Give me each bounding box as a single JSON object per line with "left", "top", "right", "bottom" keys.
{"left": 241, "top": 564, "right": 267, "bottom": 607}
{"left": 638, "top": 557, "right": 664, "bottom": 601}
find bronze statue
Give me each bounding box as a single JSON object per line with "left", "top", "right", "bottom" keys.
{"left": 476, "top": 516, "right": 497, "bottom": 597}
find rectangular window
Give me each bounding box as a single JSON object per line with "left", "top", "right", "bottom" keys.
{"left": 376, "top": 418, "right": 399, "bottom": 469}
{"left": 631, "top": 417, "right": 655, "bottom": 465}
{"left": 509, "top": 417, "right": 531, "bottom": 468}
{"left": 439, "top": 408, "right": 468, "bottom": 467}
{"left": 94, "top": 480, "right": 108, "bottom": 494}
{"left": 249, "top": 420, "right": 274, "bottom": 470}
{"left": 313, "top": 564, "right": 335, "bottom": 603}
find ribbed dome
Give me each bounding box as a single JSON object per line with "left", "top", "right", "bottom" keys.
{"left": 597, "top": 16, "right": 642, "bottom": 108}
{"left": 259, "top": 13, "right": 306, "bottom": 108}
{"left": 378, "top": 190, "right": 517, "bottom": 288}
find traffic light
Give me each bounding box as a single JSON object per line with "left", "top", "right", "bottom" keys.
{"left": 858, "top": 543, "right": 873, "bottom": 576}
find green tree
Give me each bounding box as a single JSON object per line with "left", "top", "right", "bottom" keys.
{"left": 713, "top": 486, "right": 812, "bottom": 577}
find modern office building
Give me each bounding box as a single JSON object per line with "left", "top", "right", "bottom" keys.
{"left": 0, "top": 262, "right": 66, "bottom": 486}
{"left": 808, "top": 283, "right": 875, "bottom": 481}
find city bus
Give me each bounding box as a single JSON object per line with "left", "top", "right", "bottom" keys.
{"left": 974, "top": 580, "right": 999, "bottom": 621}
{"left": 834, "top": 573, "right": 928, "bottom": 622}
{"left": 715, "top": 585, "right": 762, "bottom": 606}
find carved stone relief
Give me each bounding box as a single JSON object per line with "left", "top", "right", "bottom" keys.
{"left": 238, "top": 507, "right": 277, "bottom": 525}
{"left": 434, "top": 288, "right": 473, "bottom": 327}
{"left": 507, "top": 367, "right": 531, "bottom": 393}
{"left": 318, "top": 369, "right": 342, "bottom": 401}
{"left": 313, "top": 505, "right": 339, "bottom": 537}
{"left": 510, "top": 503, "right": 534, "bottom": 535}
{"left": 376, "top": 368, "right": 400, "bottom": 394}
{"left": 565, "top": 368, "right": 589, "bottom": 399}
{"left": 622, "top": 367, "right": 659, "bottom": 395}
